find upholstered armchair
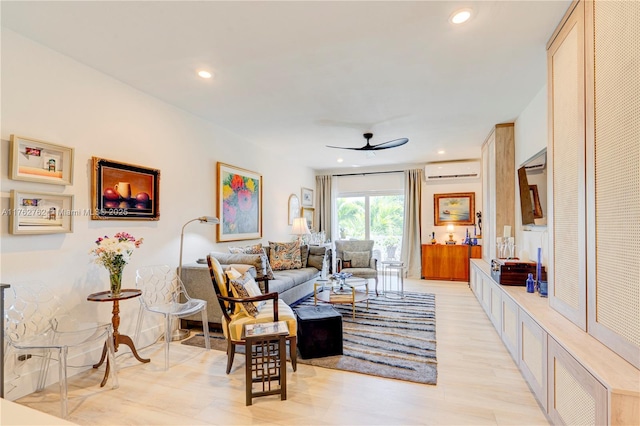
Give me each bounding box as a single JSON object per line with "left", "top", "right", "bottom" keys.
{"left": 206, "top": 254, "right": 297, "bottom": 374}
{"left": 334, "top": 240, "right": 379, "bottom": 296}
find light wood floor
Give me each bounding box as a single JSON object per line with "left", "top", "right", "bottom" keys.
{"left": 13, "top": 279, "right": 549, "bottom": 425}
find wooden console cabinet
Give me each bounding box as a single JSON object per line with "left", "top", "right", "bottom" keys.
{"left": 421, "top": 244, "right": 481, "bottom": 281}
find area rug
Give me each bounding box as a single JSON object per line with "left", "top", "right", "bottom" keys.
{"left": 182, "top": 291, "right": 437, "bottom": 385}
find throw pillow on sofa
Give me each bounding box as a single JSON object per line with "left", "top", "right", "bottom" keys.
{"left": 229, "top": 243, "right": 275, "bottom": 280}
{"left": 343, "top": 251, "right": 370, "bottom": 268}
{"left": 228, "top": 268, "right": 266, "bottom": 317}
{"left": 211, "top": 252, "right": 268, "bottom": 281}
{"left": 268, "top": 240, "right": 302, "bottom": 270}
{"left": 307, "top": 245, "right": 326, "bottom": 271}
{"left": 300, "top": 244, "right": 310, "bottom": 267}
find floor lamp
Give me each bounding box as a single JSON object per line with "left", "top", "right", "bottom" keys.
{"left": 173, "top": 216, "right": 219, "bottom": 341}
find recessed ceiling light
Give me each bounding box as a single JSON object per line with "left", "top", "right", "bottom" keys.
{"left": 197, "top": 70, "right": 213, "bottom": 79}
{"left": 438, "top": 150, "right": 446, "bottom": 155}
{"left": 450, "top": 9, "right": 472, "bottom": 24}
{"left": 337, "top": 158, "right": 344, "bottom": 163}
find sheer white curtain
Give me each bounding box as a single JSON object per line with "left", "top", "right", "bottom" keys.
{"left": 401, "top": 169, "right": 422, "bottom": 278}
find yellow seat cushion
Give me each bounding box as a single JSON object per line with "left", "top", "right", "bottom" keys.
{"left": 222, "top": 299, "right": 297, "bottom": 341}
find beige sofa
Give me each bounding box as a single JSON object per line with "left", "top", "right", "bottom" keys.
{"left": 180, "top": 245, "right": 328, "bottom": 329}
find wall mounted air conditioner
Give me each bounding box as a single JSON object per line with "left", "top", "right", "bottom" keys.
{"left": 424, "top": 160, "right": 481, "bottom": 181}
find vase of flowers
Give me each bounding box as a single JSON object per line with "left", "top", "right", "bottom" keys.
{"left": 90, "top": 232, "right": 143, "bottom": 296}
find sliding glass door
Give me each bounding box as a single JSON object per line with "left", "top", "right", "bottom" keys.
{"left": 336, "top": 193, "right": 404, "bottom": 262}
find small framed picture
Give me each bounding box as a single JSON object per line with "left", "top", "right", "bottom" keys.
{"left": 10, "top": 135, "right": 74, "bottom": 185}
{"left": 288, "top": 194, "right": 300, "bottom": 225}
{"left": 301, "top": 187, "right": 314, "bottom": 207}
{"left": 91, "top": 157, "right": 160, "bottom": 220}
{"left": 301, "top": 207, "right": 315, "bottom": 231}
{"left": 10, "top": 190, "right": 74, "bottom": 235}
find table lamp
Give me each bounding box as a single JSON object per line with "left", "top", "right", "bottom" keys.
{"left": 292, "top": 217, "right": 311, "bottom": 243}
{"left": 446, "top": 224, "right": 456, "bottom": 245}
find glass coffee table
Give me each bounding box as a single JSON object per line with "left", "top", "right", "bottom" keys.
{"left": 314, "top": 277, "right": 369, "bottom": 318}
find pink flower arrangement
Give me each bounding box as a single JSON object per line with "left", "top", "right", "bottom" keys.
{"left": 89, "top": 232, "right": 143, "bottom": 274}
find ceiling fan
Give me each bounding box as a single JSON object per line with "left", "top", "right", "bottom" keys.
{"left": 326, "top": 133, "right": 409, "bottom": 151}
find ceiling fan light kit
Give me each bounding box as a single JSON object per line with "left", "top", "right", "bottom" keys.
{"left": 326, "top": 133, "right": 409, "bottom": 151}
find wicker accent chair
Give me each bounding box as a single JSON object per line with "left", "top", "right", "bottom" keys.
{"left": 334, "top": 240, "right": 379, "bottom": 295}
{"left": 206, "top": 254, "right": 297, "bottom": 374}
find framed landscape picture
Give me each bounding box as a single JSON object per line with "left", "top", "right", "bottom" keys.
{"left": 217, "top": 162, "right": 262, "bottom": 242}
{"left": 434, "top": 192, "right": 475, "bottom": 226}
{"left": 91, "top": 157, "right": 160, "bottom": 220}
{"left": 10, "top": 135, "right": 74, "bottom": 185}
{"left": 10, "top": 190, "right": 74, "bottom": 235}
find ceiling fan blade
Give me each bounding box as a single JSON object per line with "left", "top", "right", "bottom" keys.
{"left": 325, "top": 145, "right": 363, "bottom": 151}
{"left": 370, "top": 138, "right": 409, "bottom": 150}
{"left": 326, "top": 134, "right": 408, "bottom": 151}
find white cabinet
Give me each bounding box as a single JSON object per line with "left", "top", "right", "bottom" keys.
{"left": 470, "top": 259, "right": 639, "bottom": 424}
{"left": 548, "top": 0, "right": 640, "bottom": 368}
{"left": 488, "top": 280, "right": 502, "bottom": 332}
{"left": 519, "top": 310, "right": 548, "bottom": 411}
{"left": 501, "top": 296, "right": 519, "bottom": 363}
{"left": 547, "top": 0, "right": 587, "bottom": 331}
{"left": 548, "top": 337, "right": 607, "bottom": 425}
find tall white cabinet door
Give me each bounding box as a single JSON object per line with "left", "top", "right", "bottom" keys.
{"left": 547, "top": 0, "right": 587, "bottom": 330}
{"left": 585, "top": 0, "right": 640, "bottom": 370}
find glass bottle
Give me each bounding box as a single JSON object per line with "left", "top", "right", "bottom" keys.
{"left": 526, "top": 273, "right": 535, "bottom": 293}
{"left": 431, "top": 232, "right": 436, "bottom": 245}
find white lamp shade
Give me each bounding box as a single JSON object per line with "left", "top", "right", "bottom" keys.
{"left": 446, "top": 224, "right": 455, "bottom": 233}
{"left": 292, "top": 217, "right": 311, "bottom": 235}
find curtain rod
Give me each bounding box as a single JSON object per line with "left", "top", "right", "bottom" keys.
{"left": 332, "top": 170, "right": 404, "bottom": 177}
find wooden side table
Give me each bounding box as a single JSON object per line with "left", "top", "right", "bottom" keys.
{"left": 242, "top": 321, "right": 289, "bottom": 406}
{"left": 87, "top": 289, "right": 150, "bottom": 386}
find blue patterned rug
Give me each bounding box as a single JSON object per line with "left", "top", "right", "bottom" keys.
{"left": 293, "top": 291, "right": 437, "bottom": 385}
{"left": 182, "top": 291, "right": 437, "bottom": 385}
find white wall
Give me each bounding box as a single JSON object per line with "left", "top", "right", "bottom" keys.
{"left": 1, "top": 29, "right": 315, "bottom": 398}
{"left": 514, "top": 85, "right": 549, "bottom": 266}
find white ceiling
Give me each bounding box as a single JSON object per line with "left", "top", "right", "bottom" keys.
{"left": 1, "top": 1, "right": 570, "bottom": 171}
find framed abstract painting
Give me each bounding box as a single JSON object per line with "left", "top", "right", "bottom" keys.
{"left": 217, "top": 162, "right": 262, "bottom": 242}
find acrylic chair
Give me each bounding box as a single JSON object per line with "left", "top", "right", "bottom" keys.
{"left": 3, "top": 281, "right": 118, "bottom": 418}
{"left": 134, "top": 265, "right": 210, "bottom": 370}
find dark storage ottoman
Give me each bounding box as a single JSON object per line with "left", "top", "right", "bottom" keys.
{"left": 295, "top": 305, "right": 343, "bottom": 359}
